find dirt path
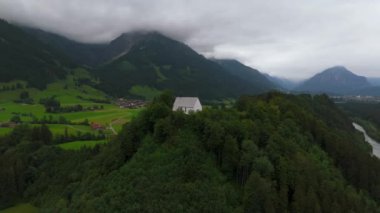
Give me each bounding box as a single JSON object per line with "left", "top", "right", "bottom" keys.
{"left": 109, "top": 123, "right": 117, "bottom": 135}
{"left": 108, "top": 118, "right": 125, "bottom": 135}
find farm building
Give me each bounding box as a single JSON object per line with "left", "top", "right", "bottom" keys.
{"left": 172, "top": 97, "right": 202, "bottom": 114}
{"left": 90, "top": 122, "right": 105, "bottom": 130}
{"left": 115, "top": 98, "right": 146, "bottom": 109}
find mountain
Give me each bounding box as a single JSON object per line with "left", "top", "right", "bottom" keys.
{"left": 0, "top": 20, "right": 73, "bottom": 89}
{"left": 213, "top": 59, "right": 278, "bottom": 91}
{"left": 296, "top": 66, "right": 371, "bottom": 95}
{"left": 23, "top": 27, "right": 107, "bottom": 67}
{"left": 350, "top": 86, "right": 380, "bottom": 96}
{"left": 25, "top": 29, "right": 277, "bottom": 99}
{"left": 92, "top": 32, "right": 276, "bottom": 99}
{"left": 24, "top": 28, "right": 149, "bottom": 67}
{"left": 263, "top": 73, "right": 301, "bottom": 90}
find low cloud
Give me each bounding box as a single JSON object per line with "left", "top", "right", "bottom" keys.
{"left": 1, "top": 0, "right": 380, "bottom": 78}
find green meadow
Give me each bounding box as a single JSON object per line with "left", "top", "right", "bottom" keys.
{"left": 0, "top": 69, "right": 144, "bottom": 140}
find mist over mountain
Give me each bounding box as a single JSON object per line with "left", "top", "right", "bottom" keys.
{"left": 263, "top": 74, "right": 301, "bottom": 90}
{"left": 24, "top": 28, "right": 149, "bottom": 67}
{"left": 213, "top": 59, "right": 277, "bottom": 91}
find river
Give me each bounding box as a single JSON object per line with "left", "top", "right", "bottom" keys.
{"left": 353, "top": 122, "right": 380, "bottom": 158}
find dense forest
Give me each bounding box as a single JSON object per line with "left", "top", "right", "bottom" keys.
{"left": 1, "top": 92, "right": 380, "bottom": 212}
{"left": 339, "top": 102, "right": 380, "bottom": 126}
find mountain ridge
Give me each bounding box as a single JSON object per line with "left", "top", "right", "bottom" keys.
{"left": 213, "top": 59, "right": 278, "bottom": 91}
{"left": 94, "top": 32, "right": 276, "bottom": 99}
{"left": 24, "top": 27, "right": 278, "bottom": 99}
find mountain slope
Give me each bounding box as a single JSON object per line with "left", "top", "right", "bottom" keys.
{"left": 213, "top": 59, "right": 278, "bottom": 91}
{"left": 23, "top": 27, "right": 107, "bottom": 67}
{"left": 0, "top": 20, "right": 73, "bottom": 89}
{"left": 26, "top": 29, "right": 277, "bottom": 99}
{"left": 24, "top": 28, "right": 148, "bottom": 67}
{"left": 264, "top": 74, "right": 301, "bottom": 90}
{"left": 296, "top": 66, "right": 371, "bottom": 94}
{"left": 94, "top": 32, "right": 274, "bottom": 99}
{"left": 350, "top": 86, "right": 380, "bottom": 96}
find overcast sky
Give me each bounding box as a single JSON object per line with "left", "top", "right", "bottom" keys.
{"left": 1, "top": 0, "right": 380, "bottom": 79}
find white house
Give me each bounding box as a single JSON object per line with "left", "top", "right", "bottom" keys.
{"left": 172, "top": 97, "right": 202, "bottom": 114}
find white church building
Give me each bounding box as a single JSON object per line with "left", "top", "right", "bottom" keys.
{"left": 172, "top": 97, "right": 202, "bottom": 114}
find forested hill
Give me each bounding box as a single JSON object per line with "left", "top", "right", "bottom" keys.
{"left": 2, "top": 92, "right": 380, "bottom": 212}
{"left": 0, "top": 20, "right": 73, "bottom": 89}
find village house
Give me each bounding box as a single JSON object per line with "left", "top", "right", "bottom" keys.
{"left": 172, "top": 97, "right": 202, "bottom": 114}
{"left": 115, "top": 98, "right": 146, "bottom": 109}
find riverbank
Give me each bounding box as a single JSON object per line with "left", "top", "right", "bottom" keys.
{"left": 353, "top": 122, "right": 380, "bottom": 158}
{"left": 353, "top": 118, "right": 380, "bottom": 142}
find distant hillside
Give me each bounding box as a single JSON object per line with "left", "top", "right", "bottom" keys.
{"left": 296, "top": 66, "right": 371, "bottom": 95}
{"left": 213, "top": 59, "right": 277, "bottom": 91}
{"left": 0, "top": 20, "right": 73, "bottom": 89}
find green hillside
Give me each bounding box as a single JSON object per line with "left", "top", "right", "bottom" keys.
{"left": 25, "top": 29, "right": 278, "bottom": 99}
{"left": 1, "top": 92, "right": 380, "bottom": 212}
{"left": 95, "top": 33, "right": 273, "bottom": 99}
{"left": 23, "top": 27, "right": 107, "bottom": 67}
{"left": 0, "top": 68, "right": 142, "bottom": 143}
{"left": 0, "top": 20, "right": 73, "bottom": 89}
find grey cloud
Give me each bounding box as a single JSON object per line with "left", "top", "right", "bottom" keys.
{"left": 1, "top": 0, "right": 380, "bottom": 78}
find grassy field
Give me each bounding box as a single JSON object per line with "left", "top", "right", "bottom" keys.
{"left": 0, "top": 203, "right": 38, "bottom": 213}
{"left": 57, "top": 140, "right": 108, "bottom": 150}
{"left": 0, "top": 70, "right": 144, "bottom": 137}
